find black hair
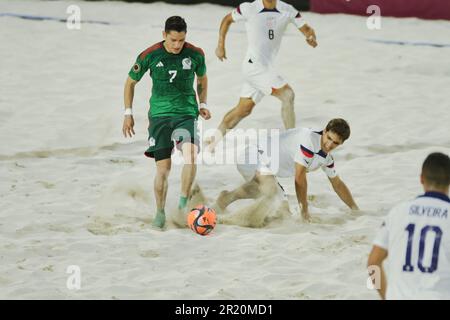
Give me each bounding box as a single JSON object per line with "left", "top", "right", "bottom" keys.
{"left": 422, "top": 152, "right": 450, "bottom": 188}
{"left": 325, "top": 118, "right": 351, "bottom": 142}
{"left": 165, "top": 16, "right": 187, "bottom": 33}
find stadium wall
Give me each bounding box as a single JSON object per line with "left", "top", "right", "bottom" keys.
{"left": 310, "top": 0, "right": 450, "bottom": 20}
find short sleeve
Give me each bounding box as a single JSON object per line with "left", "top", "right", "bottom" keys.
{"left": 288, "top": 5, "right": 306, "bottom": 28}
{"left": 322, "top": 155, "right": 337, "bottom": 178}
{"left": 195, "top": 52, "right": 206, "bottom": 77}
{"left": 373, "top": 216, "right": 390, "bottom": 250}
{"left": 294, "top": 144, "right": 314, "bottom": 168}
{"left": 128, "top": 55, "right": 150, "bottom": 82}
{"left": 231, "top": 2, "right": 251, "bottom": 22}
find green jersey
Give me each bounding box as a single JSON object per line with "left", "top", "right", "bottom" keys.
{"left": 128, "top": 41, "right": 206, "bottom": 118}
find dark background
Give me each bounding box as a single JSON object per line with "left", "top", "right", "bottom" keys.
{"left": 84, "top": 0, "right": 311, "bottom": 10}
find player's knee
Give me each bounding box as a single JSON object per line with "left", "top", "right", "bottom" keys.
{"left": 156, "top": 166, "right": 171, "bottom": 179}
{"left": 258, "top": 179, "right": 278, "bottom": 197}
{"left": 185, "top": 153, "right": 197, "bottom": 165}
{"left": 237, "top": 102, "right": 254, "bottom": 117}
{"left": 283, "top": 88, "right": 295, "bottom": 104}
{"left": 182, "top": 143, "right": 198, "bottom": 164}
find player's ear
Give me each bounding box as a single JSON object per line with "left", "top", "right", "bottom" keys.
{"left": 420, "top": 173, "right": 425, "bottom": 186}
{"left": 162, "top": 31, "right": 167, "bottom": 39}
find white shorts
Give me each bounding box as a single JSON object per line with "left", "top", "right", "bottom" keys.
{"left": 236, "top": 144, "right": 274, "bottom": 181}
{"left": 240, "top": 60, "right": 287, "bottom": 104}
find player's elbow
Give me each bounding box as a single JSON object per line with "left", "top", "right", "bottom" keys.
{"left": 224, "top": 13, "right": 234, "bottom": 25}
{"left": 197, "top": 75, "right": 207, "bottom": 84}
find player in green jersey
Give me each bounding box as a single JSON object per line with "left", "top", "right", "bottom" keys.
{"left": 122, "top": 16, "right": 211, "bottom": 230}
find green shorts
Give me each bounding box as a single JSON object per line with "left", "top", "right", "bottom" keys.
{"left": 144, "top": 115, "right": 200, "bottom": 159}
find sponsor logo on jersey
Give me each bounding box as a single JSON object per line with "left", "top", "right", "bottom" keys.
{"left": 149, "top": 137, "right": 156, "bottom": 147}
{"left": 156, "top": 61, "right": 164, "bottom": 67}
{"left": 182, "top": 57, "right": 192, "bottom": 70}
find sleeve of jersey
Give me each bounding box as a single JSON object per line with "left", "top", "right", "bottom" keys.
{"left": 373, "top": 216, "right": 390, "bottom": 250}
{"left": 128, "top": 55, "right": 150, "bottom": 82}
{"left": 231, "top": 2, "right": 250, "bottom": 23}
{"left": 195, "top": 52, "right": 207, "bottom": 77}
{"left": 288, "top": 5, "right": 306, "bottom": 28}
{"left": 322, "top": 156, "right": 337, "bottom": 178}
{"left": 294, "top": 144, "right": 313, "bottom": 168}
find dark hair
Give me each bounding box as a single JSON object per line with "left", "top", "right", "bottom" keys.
{"left": 325, "top": 118, "right": 350, "bottom": 142}
{"left": 422, "top": 152, "right": 450, "bottom": 188}
{"left": 165, "top": 16, "right": 187, "bottom": 33}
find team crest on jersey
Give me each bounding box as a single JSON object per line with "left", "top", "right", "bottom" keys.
{"left": 266, "top": 17, "right": 276, "bottom": 29}
{"left": 182, "top": 57, "right": 192, "bottom": 70}
{"left": 148, "top": 137, "right": 155, "bottom": 147}
{"left": 132, "top": 63, "right": 141, "bottom": 73}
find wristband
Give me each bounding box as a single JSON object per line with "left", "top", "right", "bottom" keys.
{"left": 199, "top": 103, "right": 207, "bottom": 109}
{"left": 124, "top": 108, "right": 133, "bottom": 116}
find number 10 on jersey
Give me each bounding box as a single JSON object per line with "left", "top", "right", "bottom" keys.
{"left": 403, "top": 224, "right": 443, "bottom": 273}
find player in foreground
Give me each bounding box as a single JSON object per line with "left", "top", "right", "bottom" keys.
{"left": 206, "top": 0, "right": 318, "bottom": 151}
{"left": 122, "top": 16, "right": 211, "bottom": 229}
{"left": 214, "top": 118, "right": 359, "bottom": 226}
{"left": 368, "top": 152, "right": 450, "bottom": 299}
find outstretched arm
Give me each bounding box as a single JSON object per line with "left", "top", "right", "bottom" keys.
{"left": 328, "top": 176, "right": 359, "bottom": 210}
{"left": 299, "top": 23, "right": 318, "bottom": 48}
{"left": 216, "top": 13, "right": 234, "bottom": 61}
{"left": 367, "top": 246, "right": 388, "bottom": 299}
{"left": 123, "top": 76, "right": 138, "bottom": 138}
{"left": 295, "top": 163, "right": 310, "bottom": 221}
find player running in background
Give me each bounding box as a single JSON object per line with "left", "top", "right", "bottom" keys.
{"left": 368, "top": 152, "right": 450, "bottom": 299}
{"left": 206, "top": 0, "right": 318, "bottom": 151}
{"left": 214, "top": 118, "right": 359, "bottom": 224}
{"left": 122, "top": 16, "right": 211, "bottom": 229}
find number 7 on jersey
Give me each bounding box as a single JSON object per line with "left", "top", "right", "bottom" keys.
{"left": 169, "top": 70, "right": 177, "bottom": 83}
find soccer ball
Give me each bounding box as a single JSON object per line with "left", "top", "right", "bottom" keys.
{"left": 187, "top": 205, "right": 216, "bottom": 236}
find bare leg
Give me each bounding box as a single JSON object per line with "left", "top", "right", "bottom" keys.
{"left": 215, "top": 173, "right": 277, "bottom": 210}
{"left": 180, "top": 142, "right": 198, "bottom": 198}
{"left": 272, "top": 84, "right": 296, "bottom": 129}
{"left": 154, "top": 159, "right": 171, "bottom": 210}
{"left": 215, "top": 178, "right": 261, "bottom": 211}
{"left": 172, "top": 143, "right": 198, "bottom": 228}
{"left": 206, "top": 97, "right": 255, "bottom": 152}
{"left": 218, "top": 174, "right": 283, "bottom": 228}
{"left": 153, "top": 158, "right": 171, "bottom": 228}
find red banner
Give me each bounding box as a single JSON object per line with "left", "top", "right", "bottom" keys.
{"left": 310, "top": 0, "right": 450, "bottom": 20}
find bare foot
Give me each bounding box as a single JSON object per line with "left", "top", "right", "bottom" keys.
{"left": 188, "top": 183, "right": 207, "bottom": 209}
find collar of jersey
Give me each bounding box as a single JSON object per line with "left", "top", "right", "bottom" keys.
{"left": 161, "top": 41, "right": 184, "bottom": 55}
{"left": 419, "top": 191, "right": 450, "bottom": 203}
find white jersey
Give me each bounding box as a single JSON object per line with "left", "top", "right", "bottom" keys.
{"left": 237, "top": 127, "right": 337, "bottom": 179}
{"left": 231, "top": 0, "right": 306, "bottom": 66}
{"left": 373, "top": 192, "right": 450, "bottom": 299}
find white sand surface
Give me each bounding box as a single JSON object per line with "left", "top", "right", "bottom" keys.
{"left": 0, "top": 0, "right": 449, "bottom": 299}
